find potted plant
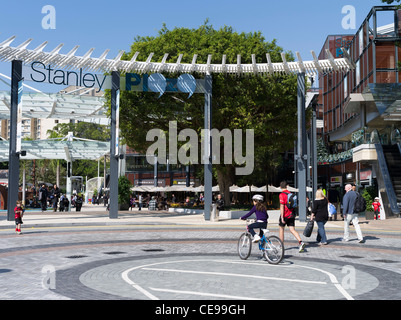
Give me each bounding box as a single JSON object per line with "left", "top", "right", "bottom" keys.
{"left": 118, "top": 175, "right": 131, "bottom": 210}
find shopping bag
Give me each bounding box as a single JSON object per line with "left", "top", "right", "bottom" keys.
{"left": 328, "top": 203, "right": 337, "bottom": 217}
{"left": 303, "top": 219, "right": 314, "bottom": 237}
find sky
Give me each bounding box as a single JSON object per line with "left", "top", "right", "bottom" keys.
{"left": 0, "top": 0, "right": 392, "bottom": 92}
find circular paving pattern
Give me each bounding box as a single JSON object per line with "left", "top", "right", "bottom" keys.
{"left": 0, "top": 225, "right": 401, "bottom": 300}
{"left": 52, "top": 253, "right": 401, "bottom": 300}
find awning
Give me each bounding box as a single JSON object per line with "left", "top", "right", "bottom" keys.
{"left": 0, "top": 91, "right": 107, "bottom": 123}
{"left": 129, "top": 184, "right": 311, "bottom": 193}
{"left": 0, "top": 139, "right": 109, "bottom": 161}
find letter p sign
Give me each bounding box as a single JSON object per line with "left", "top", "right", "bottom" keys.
{"left": 42, "top": 5, "right": 56, "bottom": 30}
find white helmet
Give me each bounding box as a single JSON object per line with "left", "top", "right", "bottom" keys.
{"left": 252, "top": 194, "right": 264, "bottom": 201}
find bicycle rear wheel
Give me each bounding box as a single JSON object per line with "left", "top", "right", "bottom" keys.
{"left": 237, "top": 233, "right": 252, "bottom": 260}
{"left": 263, "top": 235, "right": 284, "bottom": 264}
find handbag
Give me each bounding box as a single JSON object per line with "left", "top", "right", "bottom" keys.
{"left": 303, "top": 219, "right": 314, "bottom": 237}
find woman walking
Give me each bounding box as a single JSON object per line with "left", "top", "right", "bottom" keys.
{"left": 311, "top": 189, "right": 329, "bottom": 245}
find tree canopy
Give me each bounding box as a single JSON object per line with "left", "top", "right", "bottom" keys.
{"left": 112, "top": 22, "right": 302, "bottom": 202}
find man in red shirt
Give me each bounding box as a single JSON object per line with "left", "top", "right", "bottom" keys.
{"left": 279, "top": 181, "right": 305, "bottom": 252}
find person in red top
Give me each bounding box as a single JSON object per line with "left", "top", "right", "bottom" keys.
{"left": 14, "top": 200, "right": 24, "bottom": 235}
{"left": 372, "top": 197, "right": 381, "bottom": 220}
{"left": 279, "top": 181, "right": 305, "bottom": 253}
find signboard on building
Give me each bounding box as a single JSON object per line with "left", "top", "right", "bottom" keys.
{"left": 360, "top": 170, "right": 372, "bottom": 181}
{"left": 22, "top": 61, "right": 206, "bottom": 97}
{"left": 330, "top": 176, "right": 342, "bottom": 185}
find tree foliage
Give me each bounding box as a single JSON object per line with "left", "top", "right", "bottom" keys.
{"left": 111, "top": 22, "right": 301, "bottom": 202}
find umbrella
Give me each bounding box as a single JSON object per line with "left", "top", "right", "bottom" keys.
{"left": 268, "top": 185, "right": 282, "bottom": 193}
{"left": 229, "top": 185, "right": 240, "bottom": 192}
{"left": 235, "top": 185, "right": 251, "bottom": 193}
{"left": 251, "top": 185, "right": 267, "bottom": 192}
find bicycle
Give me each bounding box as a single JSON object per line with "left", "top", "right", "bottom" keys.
{"left": 237, "top": 219, "right": 284, "bottom": 264}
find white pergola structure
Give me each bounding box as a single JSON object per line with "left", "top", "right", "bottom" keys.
{"left": 0, "top": 91, "right": 107, "bottom": 121}
{"left": 0, "top": 138, "right": 109, "bottom": 210}
{"left": 0, "top": 35, "right": 354, "bottom": 221}
{"left": 0, "top": 35, "right": 354, "bottom": 74}
{"left": 0, "top": 139, "right": 109, "bottom": 162}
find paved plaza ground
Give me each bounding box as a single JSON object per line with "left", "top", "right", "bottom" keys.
{"left": 0, "top": 204, "right": 401, "bottom": 303}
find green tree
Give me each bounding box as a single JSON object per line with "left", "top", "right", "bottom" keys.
{"left": 47, "top": 122, "right": 110, "bottom": 141}
{"left": 111, "top": 22, "right": 300, "bottom": 203}
{"left": 118, "top": 175, "right": 132, "bottom": 205}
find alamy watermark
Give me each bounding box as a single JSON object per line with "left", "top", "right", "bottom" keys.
{"left": 42, "top": 264, "right": 56, "bottom": 290}
{"left": 41, "top": 5, "right": 56, "bottom": 30}
{"left": 146, "top": 121, "right": 254, "bottom": 175}
{"left": 342, "top": 5, "right": 356, "bottom": 30}
{"left": 341, "top": 265, "right": 356, "bottom": 290}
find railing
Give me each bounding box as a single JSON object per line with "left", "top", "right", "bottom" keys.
{"left": 374, "top": 143, "right": 400, "bottom": 217}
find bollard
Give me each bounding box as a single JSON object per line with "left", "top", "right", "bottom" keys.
{"left": 210, "top": 203, "right": 219, "bottom": 222}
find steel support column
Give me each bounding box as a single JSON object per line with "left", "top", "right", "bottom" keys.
{"left": 203, "top": 74, "right": 212, "bottom": 221}
{"left": 109, "top": 71, "right": 120, "bottom": 219}
{"left": 7, "top": 60, "right": 22, "bottom": 221}
{"left": 297, "top": 72, "right": 307, "bottom": 222}
{"left": 311, "top": 99, "right": 318, "bottom": 198}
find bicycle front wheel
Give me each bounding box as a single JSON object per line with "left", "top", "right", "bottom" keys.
{"left": 263, "top": 235, "right": 284, "bottom": 264}
{"left": 237, "top": 233, "right": 252, "bottom": 260}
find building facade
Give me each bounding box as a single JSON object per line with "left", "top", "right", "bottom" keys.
{"left": 317, "top": 5, "right": 401, "bottom": 218}
{"left": 124, "top": 147, "right": 199, "bottom": 188}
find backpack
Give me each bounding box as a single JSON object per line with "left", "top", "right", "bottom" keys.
{"left": 282, "top": 191, "right": 298, "bottom": 210}
{"left": 354, "top": 192, "right": 366, "bottom": 213}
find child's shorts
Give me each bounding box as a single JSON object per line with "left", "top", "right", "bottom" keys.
{"left": 15, "top": 217, "right": 23, "bottom": 225}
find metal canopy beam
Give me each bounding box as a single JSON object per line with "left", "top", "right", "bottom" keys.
{"left": 7, "top": 60, "right": 22, "bottom": 221}
{"left": 0, "top": 36, "right": 354, "bottom": 75}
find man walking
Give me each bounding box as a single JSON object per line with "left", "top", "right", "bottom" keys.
{"left": 342, "top": 184, "right": 364, "bottom": 243}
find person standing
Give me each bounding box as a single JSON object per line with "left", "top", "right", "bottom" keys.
{"left": 39, "top": 184, "right": 48, "bottom": 212}
{"left": 14, "top": 200, "right": 24, "bottom": 235}
{"left": 216, "top": 194, "right": 225, "bottom": 210}
{"left": 138, "top": 194, "right": 143, "bottom": 211}
{"left": 342, "top": 184, "right": 364, "bottom": 243}
{"left": 372, "top": 197, "right": 381, "bottom": 220}
{"left": 216, "top": 194, "right": 225, "bottom": 217}
{"left": 279, "top": 181, "right": 306, "bottom": 252}
{"left": 148, "top": 196, "right": 157, "bottom": 211}
{"left": 75, "top": 193, "right": 83, "bottom": 211}
{"left": 311, "top": 189, "right": 329, "bottom": 245}
{"left": 103, "top": 193, "right": 108, "bottom": 207}
{"left": 50, "top": 184, "right": 60, "bottom": 212}
{"left": 328, "top": 188, "right": 339, "bottom": 221}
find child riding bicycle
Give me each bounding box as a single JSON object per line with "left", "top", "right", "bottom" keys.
{"left": 240, "top": 194, "right": 268, "bottom": 243}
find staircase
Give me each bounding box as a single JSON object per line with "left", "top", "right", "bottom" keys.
{"left": 382, "top": 145, "right": 401, "bottom": 203}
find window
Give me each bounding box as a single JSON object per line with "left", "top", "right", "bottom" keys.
{"left": 376, "top": 43, "right": 396, "bottom": 69}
